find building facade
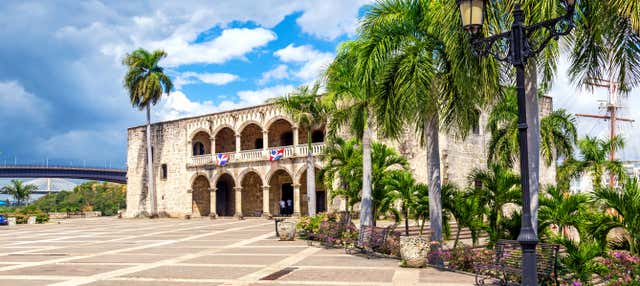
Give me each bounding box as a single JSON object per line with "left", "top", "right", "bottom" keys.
{"left": 125, "top": 97, "right": 556, "bottom": 218}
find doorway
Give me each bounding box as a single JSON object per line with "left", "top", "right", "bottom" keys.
{"left": 280, "top": 183, "right": 293, "bottom": 215}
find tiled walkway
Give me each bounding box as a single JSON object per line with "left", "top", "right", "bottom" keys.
{"left": 0, "top": 218, "right": 476, "bottom": 286}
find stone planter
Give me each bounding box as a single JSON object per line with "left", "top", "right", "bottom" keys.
{"left": 27, "top": 216, "right": 37, "bottom": 224}
{"left": 7, "top": 217, "right": 16, "bottom": 226}
{"left": 278, "top": 221, "right": 297, "bottom": 241}
{"left": 399, "top": 236, "right": 429, "bottom": 268}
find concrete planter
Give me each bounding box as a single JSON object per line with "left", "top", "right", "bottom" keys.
{"left": 278, "top": 221, "right": 296, "bottom": 241}
{"left": 27, "top": 216, "right": 37, "bottom": 224}
{"left": 400, "top": 236, "right": 429, "bottom": 268}
{"left": 7, "top": 217, "right": 16, "bottom": 226}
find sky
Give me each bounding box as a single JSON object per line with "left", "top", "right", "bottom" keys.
{"left": 0, "top": 0, "right": 639, "bottom": 171}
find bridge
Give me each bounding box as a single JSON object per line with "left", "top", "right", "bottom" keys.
{"left": 0, "top": 165, "right": 127, "bottom": 184}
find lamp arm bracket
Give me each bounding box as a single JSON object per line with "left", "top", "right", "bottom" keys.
{"left": 523, "top": 11, "right": 575, "bottom": 58}
{"left": 471, "top": 30, "right": 512, "bottom": 63}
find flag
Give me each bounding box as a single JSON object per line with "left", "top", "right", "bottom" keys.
{"left": 216, "top": 153, "right": 229, "bottom": 166}
{"left": 269, "top": 148, "right": 284, "bottom": 161}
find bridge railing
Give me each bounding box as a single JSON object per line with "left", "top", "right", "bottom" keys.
{"left": 0, "top": 164, "right": 126, "bottom": 171}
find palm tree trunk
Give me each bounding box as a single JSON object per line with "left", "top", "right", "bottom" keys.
{"left": 146, "top": 105, "right": 157, "bottom": 217}
{"left": 404, "top": 208, "right": 409, "bottom": 236}
{"left": 454, "top": 227, "right": 461, "bottom": 248}
{"left": 307, "top": 129, "right": 316, "bottom": 216}
{"left": 525, "top": 64, "right": 540, "bottom": 233}
{"left": 359, "top": 119, "right": 374, "bottom": 241}
{"left": 426, "top": 116, "right": 443, "bottom": 262}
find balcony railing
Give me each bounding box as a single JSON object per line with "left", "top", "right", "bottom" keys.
{"left": 187, "top": 142, "right": 325, "bottom": 167}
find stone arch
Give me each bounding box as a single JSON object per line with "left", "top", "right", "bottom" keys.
{"left": 240, "top": 123, "right": 264, "bottom": 150}
{"left": 189, "top": 172, "right": 210, "bottom": 186}
{"left": 237, "top": 120, "right": 263, "bottom": 134}
{"left": 294, "top": 163, "right": 324, "bottom": 184}
{"left": 212, "top": 124, "right": 234, "bottom": 136}
{"left": 214, "top": 127, "right": 236, "bottom": 153}
{"left": 266, "top": 166, "right": 293, "bottom": 183}
{"left": 268, "top": 169, "right": 294, "bottom": 216}
{"left": 268, "top": 119, "right": 294, "bottom": 147}
{"left": 265, "top": 115, "right": 294, "bottom": 129}
{"left": 241, "top": 171, "right": 263, "bottom": 217}
{"left": 189, "top": 128, "right": 211, "bottom": 141}
{"left": 191, "top": 131, "right": 211, "bottom": 156}
{"left": 191, "top": 175, "right": 211, "bottom": 217}
{"left": 215, "top": 173, "right": 236, "bottom": 216}
{"left": 238, "top": 168, "right": 264, "bottom": 184}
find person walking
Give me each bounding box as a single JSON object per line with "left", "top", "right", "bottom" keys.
{"left": 279, "top": 200, "right": 286, "bottom": 216}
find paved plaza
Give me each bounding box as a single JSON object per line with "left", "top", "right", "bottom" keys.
{"left": 0, "top": 218, "right": 476, "bottom": 286}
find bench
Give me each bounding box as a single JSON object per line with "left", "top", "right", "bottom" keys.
{"left": 345, "top": 223, "right": 397, "bottom": 258}
{"left": 475, "top": 239, "right": 559, "bottom": 286}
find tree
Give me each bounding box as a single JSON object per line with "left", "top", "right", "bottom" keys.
{"left": 320, "top": 137, "right": 362, "bottom": 215}
{"left": 410, "top": 183, "right": 430, "bottom": 235}
{"left": 469, "top": 164, "right": 522, "bottom": 245}
{"left": 559, "top": 136, "right": 626, "bottom": 190}
{"left": 592, "top": 178, "right": 640, "bottom": 255}
{"left": 355, "top": 1, "right": 499, "bottom": 262}
{"left": 370, "top": 142, "right": 409, "bottom": 227}
{"left": 122, "top": 48, "right": 173, "bottom": 217}
{"left": 441, "top": 185, "right": 485, "bottom": 247}
{"left": 1, "top": 180, "right": 37, "bottom": 206}
{"left": 487, "top": 88, "right": 577, "bottom": 168}
{"left": 381, "top": 170, "right": 416, "bottom": 235}
{"left": 538, "top": 185, "right": 589, "bottom": 240}
{"left": 271, "top": 83, "right": 328, "bottom": 216}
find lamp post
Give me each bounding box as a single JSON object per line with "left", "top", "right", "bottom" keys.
{"left": 457, "top": 1, "right": 575, "bottom": 285}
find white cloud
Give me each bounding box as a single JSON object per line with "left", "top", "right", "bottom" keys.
{"left": 0, "top": 80, "right": 49, "bottom": 123}
{"left": 258, "top": 64, "right": 289, "bottom": 85}
{"left": 174, "top": 72, "right": 239, "bottom": 89}
{"left": 274, "top": 44, "right": 334, "bottom": 82}
{"left": 296, "top": 0, "right": 374, "bottom": 40}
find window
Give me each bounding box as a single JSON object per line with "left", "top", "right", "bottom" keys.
{"left": 280, "top": 131, "right": 293, "bottom": 146}
{"left": 192, "top": 142, "right": 205, "bottom": 156}
{"left": 161, "top": 164, "right": 168, "bottom": 179}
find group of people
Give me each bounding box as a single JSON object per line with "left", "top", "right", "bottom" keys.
{"left": 279, "top": 198, "right": 293, "bottom": 215}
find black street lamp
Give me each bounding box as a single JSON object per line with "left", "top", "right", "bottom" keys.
{"left": 458, "top": 1, "right": 575, "bottom": 285}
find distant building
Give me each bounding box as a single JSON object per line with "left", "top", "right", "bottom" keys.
{"left": 125, "top": 97, "right": 556, "bottom": 218}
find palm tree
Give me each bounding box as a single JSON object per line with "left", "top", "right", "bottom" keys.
{"left": 381, "top": 170, "right": 416, "bottom": 235}
{"left": 469, "top": 164, "right": 522, "bottom": 246}
{"left": 487, "top": 88, "right": 578, "bottom": 168}
{"left": 538, "top": 185, "right": 589, "bottom": 240}
{"left": 592, "top": 178, "right": 640, "bottom": 255}
{"left": 122, "top": 48, "right": 173, "bottom": 217}
{"left": 320, "top": 137, "right": 362, "bottom": 215}
{"left": 1, "top": 179, "right": 37, "bottom": 206}
{"left": 559, "top": 136, "right": 626, "bottom": 190}
{"left": 410, "top": 183, "right": 430, "bottom": 235}
{"left": 356, "top": 1, "right": 500, "bottom": 261}
{"left": 271, "top": 83, "right": 328, "bottom": 216}
{"left": 370, "top": 142, "right": 409, "bottom": 227}
{"left": 442, "top": 185, "right": 485, "bottom": 247}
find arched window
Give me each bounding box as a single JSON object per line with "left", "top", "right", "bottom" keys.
{"left": 193, "top": 142, "right": 206, "bottom": 156}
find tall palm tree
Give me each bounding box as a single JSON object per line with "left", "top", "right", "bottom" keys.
{"left": 592, "top": 178, "right": 640, "bottom": 255}
{"left": 1, "top": 179, "right": 37, "bottom": 206}
{"left": 559, "top": 136, "right": 626, "bottom": 190}
{"left": 469, "top": 164, "right": 522, "bottom": 246}
{"left": 538, "top": 185, "right": 589, "bottom": 239}
{"left": 271, "top": 83, "right": 328, "bottom": 216}
{"left": 356, "top": 1, "right": 500, "bottom": 260}
{"left": 320, "top": 137, "right": 362, "bottom": 215}
{"left": 487, "top": 88, "right": 578, "bottom": 167}
{"left": 381, "top": 170, "right": 416, "bottom": 235}
{"left": 122, "top": 48, "right": 173, "bottom": 217}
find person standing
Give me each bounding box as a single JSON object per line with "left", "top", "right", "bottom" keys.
{"left": 279, "top": 200, "right": 286, "bottom": 216}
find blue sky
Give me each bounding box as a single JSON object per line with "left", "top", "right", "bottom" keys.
{"left": 0, "top": 0, "right": 639, "bottom": 171}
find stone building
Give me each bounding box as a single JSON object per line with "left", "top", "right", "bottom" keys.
{"left": 125, "top": 96, "right": 555, "bottom": 218}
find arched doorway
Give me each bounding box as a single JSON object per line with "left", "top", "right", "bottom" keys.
{"left": 241, "top": 172, "right": 263, "bottom": 217}
{"left": 269, "top": 169, "right": 293, "bottom": 216}
{"left": 268, "top": 119, "right": 293, "bottom": 147}
{"left": 192, "top": 131, "right": 211, "bottom": 156}
{"left": 300, "top": 167, "right": 325, "bottom": 214}
{"left": 216, "top": 173, "right": 235, "bottom": 216}
{"left": 241, "top": 124, "right": 263, "bottom": 150}
{"left": 192, "top": 175, "right": 210, "bottom": 217}
{"left": 215, "top": 127, "right": 235, "bottom": 153}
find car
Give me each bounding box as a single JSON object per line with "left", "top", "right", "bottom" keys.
{"left": 0, "top": 214, "right": 8, "bottom": 225}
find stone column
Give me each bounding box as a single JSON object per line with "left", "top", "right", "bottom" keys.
{"left": 292, "top": 126, "right": 299, "bottom": 155}
{"left": 262, "top": 185, "right": 271, "bottom": 218}
{"left": 209, "top": 188, "right": 217, "bottom": 218}
{"left": 234, "top": 187, "right": 243, "bottom": 218}
{"left": 235, "top": 134, "right": 241, "bottom": 153}
{"left": 210, "top": 138, "right": 216, "bottom": 154}
{"left": 293, "top": 183, "right": 301, "bottom": 217}
{"left": 262, "top": 130, "right": 269, "bottom": 150}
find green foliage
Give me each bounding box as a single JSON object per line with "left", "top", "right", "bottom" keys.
{"left": 559, "top": 136, "right": 626, "bottom": 189}
{"left": 592, "top": 179, "right": 640, "bottom": 255}
{"left": 321, "top": 137, "right": 362, "bottom": 213}
{"left": 32, "top": 181, "right": 126, "bottom": 216}
{"left": 0, "top": 205, "right": 49, "bottom": 224}
{"left": 122, "top": 49, "right": 173, "bottom": 109}
{"left": 441, "top": 185, "right": 485, "bottom": 247}
{"left": 1, "top": 179, "right": 38, "bottom": 206}
{"left": 539, "top": 185, "right": 589, "bottom": 240}
{"left": 555, "top": 237, "right": 607, "bottom": 285}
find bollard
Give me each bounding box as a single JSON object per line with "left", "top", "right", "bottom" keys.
{"left": 27, "top": 216, "right": 37, "bottom": 224}
{"left": 7, "top": 217, "right": 16, "bottom": 226}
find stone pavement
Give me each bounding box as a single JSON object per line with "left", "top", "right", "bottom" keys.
{"left": 0, "top": 218, "right": 476, "bottom": 286}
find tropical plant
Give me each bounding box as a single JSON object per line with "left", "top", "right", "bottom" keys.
{"left": 370, "top": 142, "right": 409, "bottom": 226}
{"left": 555, "top": 237, "right": 607, "bottom": 285}
{"left": 381, "top": 170, "right": 416, "bottom": 235}
{"left": 271, "top": 83, "right": 329, "bottom": 216}
{"left": 320, "top": 137, "right": 362, "bottom": 214}
{"left": 1, "top": 180, "right": 37, "bottom": 206}
{"left": 122, "top": 48, "right": 173, "bottom": 217}
{"left": 469, "top": 164, "right": 521, "bottom": 245}
{"left": 592, "top": 178, "right": 640, "bottom": 255}
{"left": 442, "top": 186, "right": 485, "bottom": 247}
{"left": 559, "top": 136, "right": 626, "bottom": 190}
{"left": 538, "top": 185, "right": 589, "bottom": 240}
{"left": 410, "top": 183, "right": 430, "bottom": 235}
{"left": 487, "top": 88, "right": 577, "bottom": 167}
{"left": 354, "top": 1, "right": 500, "bottom": 264}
